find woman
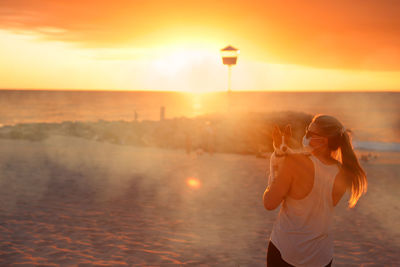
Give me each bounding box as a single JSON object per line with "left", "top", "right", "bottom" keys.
{"left": 263, "top": 114, "right": 367, "bottom": 267}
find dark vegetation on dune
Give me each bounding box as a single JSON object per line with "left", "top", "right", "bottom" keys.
{"left": 0, "top": 111, "right": 313, "bottom": 155}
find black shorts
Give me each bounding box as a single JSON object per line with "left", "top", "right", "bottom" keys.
{"left": 267, "top": 241, "right": 332, "bottom": 267}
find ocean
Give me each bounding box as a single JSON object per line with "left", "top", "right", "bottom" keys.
{"left": 0, "top": 90, "right": 399, "bottom": 150}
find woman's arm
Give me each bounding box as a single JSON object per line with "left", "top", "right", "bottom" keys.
{"left": 263, "top": 156, "right": 293, "bottom": 210}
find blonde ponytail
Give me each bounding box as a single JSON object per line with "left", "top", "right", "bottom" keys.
{"left": 312, "top": 114, "right": 368, "bottom": 208}
{"left": 340, "top": 130, "right": 367, "bottom": 208}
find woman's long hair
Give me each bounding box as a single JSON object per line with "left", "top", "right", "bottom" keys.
{"left": 312, "top": 114, "right": 367, "bottom": 208}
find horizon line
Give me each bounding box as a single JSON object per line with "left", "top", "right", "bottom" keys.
{"left": 0, "top": 88, "right": 399, "bottom": 93}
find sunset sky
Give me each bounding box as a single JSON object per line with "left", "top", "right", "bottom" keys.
{"left": 0, "top": 0, "right": 399, "bottom": 92}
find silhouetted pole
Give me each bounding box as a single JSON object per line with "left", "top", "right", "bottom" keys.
{"left": 160, "top": 106, "right": 165, "bottom": 121}
{"left": 228, "top": 66, "right": 232, "bottom": 92}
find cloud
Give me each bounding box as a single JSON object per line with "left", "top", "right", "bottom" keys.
{"left": 0, "top": 0, "right": 400, "bottom": 70}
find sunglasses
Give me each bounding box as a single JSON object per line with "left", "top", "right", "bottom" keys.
{"left": 305, "top": 127, "right": 326, "bottom": 139}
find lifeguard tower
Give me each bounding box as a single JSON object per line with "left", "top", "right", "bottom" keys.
{"left": 220, "top": 45, "right": 239, "bottom": 92}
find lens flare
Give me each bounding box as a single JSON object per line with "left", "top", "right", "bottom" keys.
{"left": 186, "top": 177, "right": 201, "bottom": 189}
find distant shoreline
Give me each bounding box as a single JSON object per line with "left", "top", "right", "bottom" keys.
{"left": 0, "top": 89, "right": 399, "bottom": 93}
{"left": 0, "top": 111, "right": 313, "bottom": 155}
{"left": 1, "top": 111, "right": 399, "bottom": 153}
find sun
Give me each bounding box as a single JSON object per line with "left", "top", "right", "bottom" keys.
{"left": 153, "top": 50, "right": 191, "bottom": 77}
{"left": 149, "top": 46, "right": 222, "bottom": 93}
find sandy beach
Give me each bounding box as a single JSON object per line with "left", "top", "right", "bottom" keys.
{"left": 2, "top": 0, "right": 400, "bottom": 265}
{"left": 0, "top": 135, "right": 399, "bottom": 266}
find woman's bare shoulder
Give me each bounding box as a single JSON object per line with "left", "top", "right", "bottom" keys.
{"left": 284, "top": 154, "right": 314, "bottom": 173}
{"left": 286, "top": 153, "right": 313, "bottom": 166}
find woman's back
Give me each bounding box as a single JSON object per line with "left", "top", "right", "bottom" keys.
{"left": 285, "top": 153, "right": 346, "bottom": 206}
{"left": 270, "top": 154, "right": 340, "bottom": 267}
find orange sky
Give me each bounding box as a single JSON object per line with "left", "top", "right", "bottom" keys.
{"left": 0, "top": 0, "right": 399, "bottom": 92}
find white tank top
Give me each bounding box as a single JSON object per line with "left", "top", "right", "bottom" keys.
{"left": 270, "top": 154, "right": 340, "bottom": 267}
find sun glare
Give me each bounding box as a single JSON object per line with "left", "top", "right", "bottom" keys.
{"left": 153, "top": 49, "right": 214, "bottom": 75}
{"left": 153, "top": 51, "right": 190, "bottom": 76}
{"left": 187, "top": 177, "right": 201, "bottom": 189}
{"left": 148, "top": 46, "right": 224, "bottom": 93}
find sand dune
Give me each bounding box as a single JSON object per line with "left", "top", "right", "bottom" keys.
{"left": 0, "top": 135, "right": 399, "bottom": 266}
